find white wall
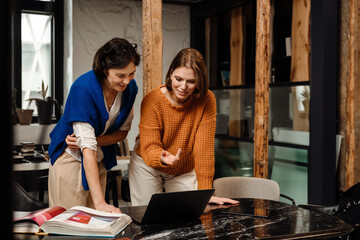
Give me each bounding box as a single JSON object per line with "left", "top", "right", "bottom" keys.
{"left": 63, "top": 0, "right": 73, "bottom": 104}
{"left": 66, "top": 0, "right": 190, "bottom": 150}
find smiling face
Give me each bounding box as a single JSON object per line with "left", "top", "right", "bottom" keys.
{"left": 104, "top": 62, "right": 136, "bottom": 92}
{"left": 165, "top": 48, "right": 209, "bottom": 100}
{"left": 169, "top": 66, "right": 197, "bottom": 105}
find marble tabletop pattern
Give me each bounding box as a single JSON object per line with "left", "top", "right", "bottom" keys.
{"left": 122, "top": 198, "right": 353, "bottom": 240}
{"left": 13, "top": 198, "right": 353, "bottom": 240}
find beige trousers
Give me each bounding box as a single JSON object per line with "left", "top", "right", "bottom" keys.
{"left": 48, "top": 151, "right": 107, "bottom": 209}
{"left": 128, "top": 142, "right": 198, "bottom": 206}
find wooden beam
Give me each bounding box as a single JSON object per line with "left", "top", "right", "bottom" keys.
{"left": 345, "top": 0, "right": 357, "bottom": 190}
{"left": 253, "top": 0, "right": 271, "bottom": 178}
{"left": 339, "top": 0, "right": 360, "bottom": 192}
{"left": 142, "top": 0, "right": 163, "bottom": 95}
{"left": 338, "top": 0, "right": 347, "bottom": 193}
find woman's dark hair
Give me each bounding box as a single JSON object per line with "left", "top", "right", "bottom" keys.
{"left": 165, "top": 48, "right": 208, "bottom": 98}
{"left": 93, "top": 38, "right": 140, "bottom": 81}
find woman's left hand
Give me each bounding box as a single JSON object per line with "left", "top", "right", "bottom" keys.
{"left": 65, "top": 133, "right": 80, "bottom": 151}
{"left": 208, "top": 196, "right": 239, "bottom": 205}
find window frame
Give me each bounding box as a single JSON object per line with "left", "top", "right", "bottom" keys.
{"left": 12, "top": 0, "right": 63, "bottom": 122}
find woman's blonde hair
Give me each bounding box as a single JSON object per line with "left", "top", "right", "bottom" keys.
{"left": 165, "top": 48, "right": 208, "bottom": 98}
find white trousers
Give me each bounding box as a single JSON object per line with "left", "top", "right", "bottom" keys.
{"left": 128, "top": 142, "right": 198, "bottom": 206}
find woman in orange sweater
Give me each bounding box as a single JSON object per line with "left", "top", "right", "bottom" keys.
{"left": 129, "top": 48, "right": 238, "bottom": 206}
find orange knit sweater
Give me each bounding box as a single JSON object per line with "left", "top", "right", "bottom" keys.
{"left": 135, "top": 86, "right": 216, "bottom": 189}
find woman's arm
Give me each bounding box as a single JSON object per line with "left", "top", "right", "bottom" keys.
{"left": 82, "top": 148, "right": 120, "bottom": 213}
{"left": 194, "top": 92, "right": 217, "bottom": 190}
{"left": 138, "top": 95, "right": 169, "bottom": 168}
{"left": 65, "top": 129, "right": 128, "bottom": 150}
{"left": 96, "top": 130, "right": 128, "bottom": 146}
{"left": 96, "top": 106, "right": 133, "bottom": 146}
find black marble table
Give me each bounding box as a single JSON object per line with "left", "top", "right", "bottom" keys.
{"left": 14, "top": 198, "right": 354, "bottom": 240}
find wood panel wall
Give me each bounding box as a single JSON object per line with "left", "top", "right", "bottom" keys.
{"left": 229, "top": 7, "right": 245, "bottom": 138}
{"left": 290, "top": 0, "right": 311, "bottom": 132}
{"left": 290, "top": 0, "right": 311, "bottom": 83}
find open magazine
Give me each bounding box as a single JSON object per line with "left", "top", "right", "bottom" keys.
{"left": 13, "top": 206, "right": 132, "bottom": 238}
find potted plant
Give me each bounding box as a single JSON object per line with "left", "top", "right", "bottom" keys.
{"left": 29, "top": 81, "right": 55, "bottom": 125}
{"left": 12, "top": 89, "right": 34, "bottom": 125}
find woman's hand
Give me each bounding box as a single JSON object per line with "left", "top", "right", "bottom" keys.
{"left": 94, "top": 201, "right": 121, "bottom": 213}
{"left": 208, "top": 196, "right": 239, "bottom": 205}
{"left": 65, "top": 133, "right": 80, "bottom": 151}
{"left": 160, "top": 149, "right": 182, "bottom": 165}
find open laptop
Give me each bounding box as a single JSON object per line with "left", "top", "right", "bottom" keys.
{"left": 130, "top": 189, "right": 214, "bottom": 224}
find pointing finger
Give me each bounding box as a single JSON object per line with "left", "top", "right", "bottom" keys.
{"left": 176, "top": 149, "right": 182, "bottom": 159}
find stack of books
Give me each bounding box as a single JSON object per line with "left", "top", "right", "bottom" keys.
{"left": 19, "top": 142, "right": 36, "bottom": 157}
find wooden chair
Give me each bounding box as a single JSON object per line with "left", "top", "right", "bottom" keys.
{"left": 213, "top": 176, "right": 295, "bottom": 205}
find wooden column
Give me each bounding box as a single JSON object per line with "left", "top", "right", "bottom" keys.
{"left": 345, "top": 0, "right": 360, "bottom": 190}
{"left": 338, "top": 0, "right": 360, "bottom": 192}
{"left": 253, "top": 0, "right": 271, "bottom": 178}
{"left": 142, "top": 0, "right": 163, "bottom": 95}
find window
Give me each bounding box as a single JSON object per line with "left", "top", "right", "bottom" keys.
{"left": 12, "top": 0, "right": 63, "bottom": 121}
{"left": 21, "top": 13, "right": 52, "bottom": 110}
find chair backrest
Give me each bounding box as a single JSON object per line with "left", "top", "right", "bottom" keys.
{"left": 13, "top": 182, "right": 49, "bottom": 211}
{"left": 213, "top": 176, "right": 280, "bottom": 201}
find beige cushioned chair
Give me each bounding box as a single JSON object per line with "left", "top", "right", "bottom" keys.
{"left": 213, "top": 176, "right": 295, "bottom": 205}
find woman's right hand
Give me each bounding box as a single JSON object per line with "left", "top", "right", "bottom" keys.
{"left": 65, "top": 133, "right": 80, "bottom": 151}
{"left": 94, "top": 201, "right": 121, "bottom": 213}
{"left": 160, "top": 149, "right": 182, "bottom": 165}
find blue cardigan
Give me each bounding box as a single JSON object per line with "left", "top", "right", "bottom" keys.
{"left": 48, "top": 70, "right": 138, "bottom": 190}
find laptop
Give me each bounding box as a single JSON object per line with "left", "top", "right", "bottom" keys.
{"left": 130, "top": 189, "right": 214, "bottom": 224}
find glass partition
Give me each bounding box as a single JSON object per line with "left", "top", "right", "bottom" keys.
{"left": 269, "top": 85, "right": 310, "bottom": 145}
{"left": 269, "top": 84, "right": 310, "bottom": 204}
{"left": 212, "top": 88, "right": 255, "bottom": 139}
{"left": 214, "top": 139, "right": 253, "bottom": 179}
{"left": 269, "top": 145, "right": 308, "bottom": 204}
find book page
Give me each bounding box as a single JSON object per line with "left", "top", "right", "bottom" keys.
{"left": 63, "top": 210, "right": 118, "bottom": 229}
{"left": 14, "top": 206, "right": 66, "bottom": 227}
{"left": 44, "top": 206, "right": 127, "bottom": 230}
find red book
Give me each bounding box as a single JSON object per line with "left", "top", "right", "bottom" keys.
{"left": 13, "top": 206, "right": 66, "bottom": 233}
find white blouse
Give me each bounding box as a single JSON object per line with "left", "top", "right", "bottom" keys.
{"left": 65, "top": 91, "right": 134, "bottom": 162}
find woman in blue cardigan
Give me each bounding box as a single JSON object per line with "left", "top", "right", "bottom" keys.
{"left": 48, "top": 38, "right": 139, "bottom": 213}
